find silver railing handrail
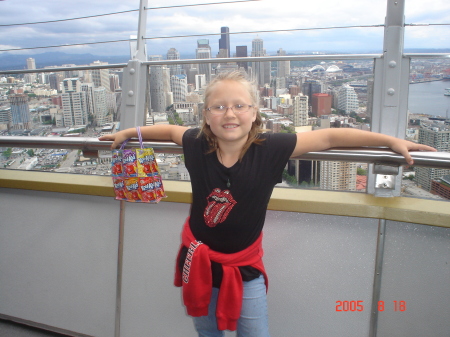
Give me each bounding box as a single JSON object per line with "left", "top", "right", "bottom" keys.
{"left": 1, "top": 53, "right": 449, "bottom": 75}
{"left": 1, "top": 136, "right": 449, "bottom": 169}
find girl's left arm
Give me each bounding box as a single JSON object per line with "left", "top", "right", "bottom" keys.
{"left": 291, "top": 128, "right": 436, "bottom": 165}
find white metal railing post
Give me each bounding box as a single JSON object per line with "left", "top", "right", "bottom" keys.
{"left": 119, "top": 0, "right": 149, "bottom": 130}
{"left": 115, "top": 2, "right": 148, "bottom": 337}
{"left": 368, "top": 0, "right": 409, "bottom": 197}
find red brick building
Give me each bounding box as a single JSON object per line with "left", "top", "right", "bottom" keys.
{"left": 431, "top": 175, "right": 450, "bottom": 200}
{"left": 312, "top": 93, "right": 332, "bottom": 117}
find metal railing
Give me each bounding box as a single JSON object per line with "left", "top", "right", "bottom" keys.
{"left": 1, "top": 136, "right": 449, "bottom": 169}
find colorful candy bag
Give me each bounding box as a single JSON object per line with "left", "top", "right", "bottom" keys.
{"left": 111, "top": 126, "right": 166, "bottom": 203}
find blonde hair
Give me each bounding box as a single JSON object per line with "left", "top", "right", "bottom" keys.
{"left": 199, "top": 71, "right": 264, "bottom": 160}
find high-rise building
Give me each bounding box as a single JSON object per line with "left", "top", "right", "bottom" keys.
{"left": 80, "top": 83, "right": 95, "bottom": 121}
{"left": 62, "top": 78, "right": 81, "bottom": 93}
{"left": 320, "top": 161, "right": 357, "bottom": 191}
{"left": 166, "top": 48, "right": 182, "bottom": 76}
{"left": 195, "top": 74, "right": 207, "bottom": 91}
{"left": 187, "top": 67, "right": 199, "bottom": 85}
{"left": 312, "top": 93, "right": 332, "bottom": 117}
{"left": 414, "top": 122, "right": 450, "bottom": 191}
{"left": 149, "top": 57, "right": 171, "bottom": 113}
{"left": 276, "top": 48, "right": 290, "bottom": 77}
{"left": 236, "top": 46, "right": 248, "bottom": 71}
{"left": 302, "top": 80, "right": 324, "bottom": 109}
{"left": 337, "top": 85, "right": 358, "bottom": 114}
{"left": 170, "top": 74, "right": 187, "bottom": 102}
{"left": 9, "top": 94, "right": 31, "bottom": 129}
{"left": 219, "top": 27, "right": 230, "bottom": 58}
{"left": 109, "top": 74, "right": 120, "bottom": 92}
{"left": 90, "top": 61, "right": 110, "bottom": 90}
{"left": 93, "top": 87, "right": 110, "bottom": 126}
{"left": 62, "top": 91, "right": 88, "bottom": 127}
{"left": 48, "top": 73, "right": 64, "bottom": 92}
{"left": 25, "top": 58, "right": 36, "bottom": 84}
{"left": 293, "top": 94, "right": 308, "bottom": 127}
{"left": 0, "top": 107, "right": 12, "bottom": 130}
{"left": 196, "top": 39, "right": 212, "bottom": 83}
{"left": 251, "top": 36, "right": 270, "bottom": 87}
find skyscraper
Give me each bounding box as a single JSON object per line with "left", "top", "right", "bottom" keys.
{"left": 414, "top": 122, "right": 450, "bottom": 191}
{"left": 93, "top": 87, "right": 110, "bottom": 126}
{"left": 219, "top": 27, "right": 230, "bottom": 58}
{"left": 62, "top": 92, "right": 88, "bottom": 127}
{"left": 25, "top": 58, "right": 36, "bottom": 84}
{"left": 166, "top": 48, "right": 182, "bottom": 76}
{"left": 312, "top": 93, "right": 332, "bottom": 117}
{"left": 9, "top": 94, "right": 31, "bottom": 129}
{"left": 251, "top": 36, "right": 270, "bottom": 87}
{"left": 170, "top": 74, "right": 187, "bottom": 102}
{"left": 149, "top": 56, "right": 171, "bottom": 113}
{"left": 302, "top": 80, "right": 324, "bottom": 109}
{"left": 320, "top": 161, "right": 357, "bottom": 191}
{"left": 81, "top": 83, "right": 95, "bottom": 121}
{"left": 196, "top": 39, "right": 212, "bottom": 83}
{"left": 337, "top": 85, "right": 358, "bottom": 114}
{"left": 276, "top": 48, "right": 290, "bottom": 77}
{"left": 293, "top": 94, "right": 308, "bottom": 127}
{"left": 236, "top": 46, "right": 248, "bottom": 71}
{"left": 90, "top": 61, "right": 110, "bottom": 91}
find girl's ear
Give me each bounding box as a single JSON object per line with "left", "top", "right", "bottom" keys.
{"left": 252, "top": 108, "right": 257, "bottom": 122}
{"left": 204, "top": 110, "right": 210, "bottom": 125}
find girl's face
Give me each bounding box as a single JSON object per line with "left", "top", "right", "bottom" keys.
{"left": 204, "top": 79, "right": 257, "bottom": 147}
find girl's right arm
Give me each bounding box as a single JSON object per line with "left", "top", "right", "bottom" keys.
{"left": 98, "top": 125, "right": 188, "bottom": 149}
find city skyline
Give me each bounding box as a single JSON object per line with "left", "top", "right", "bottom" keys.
{"left": 0, "top": 0, "right": 449, "bottom": 58}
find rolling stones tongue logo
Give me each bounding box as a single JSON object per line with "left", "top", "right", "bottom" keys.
{"left": 204, "top": 188, "right": 237, "bottom": 227}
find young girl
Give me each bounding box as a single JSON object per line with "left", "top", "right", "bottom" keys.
{"left": 100, "top": 71, "right": 435, "bottom": 337}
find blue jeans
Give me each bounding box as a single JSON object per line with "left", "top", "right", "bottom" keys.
{"left": 193, "top": 275, "right": 270, "bottom": 337}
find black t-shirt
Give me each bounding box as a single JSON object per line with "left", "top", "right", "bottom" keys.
{"left": 182, "top": 128, "right": 297, "bottom": 253}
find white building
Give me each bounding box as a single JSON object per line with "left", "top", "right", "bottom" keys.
{"left": 93, "top": 87, "right": 110, "bottom": 126}
{"left": 320, "top": 160, "right": 357, "bottom": 191}
{"left": 149, "top": 62, "right": 171, "bottom": 114}
{"left": 166, "top": 48, "right": 182, "bottom": 76}
{"left": 276, "top": 48, "right": 290, "bottom": 77}
{"left": 195, "top": 74, "right": 207, "bottom": 91}
{"left": 62, "top": 91, "right": 88, "bottom": 127}
{"left": 293, "top": 94, "right": 308, "bottom": 127}
{"left": 90, "top": 61, "right": 110, "bottom": 90}
{"left": 337, "top": 85, "right": 359, "bottom": 114}
{"left": 170, "top": 75, "right": 187, "bottom": 102}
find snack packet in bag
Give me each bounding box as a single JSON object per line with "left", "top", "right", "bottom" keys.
{"left": 136, "top": 148, "right": 158, "bottom": 176}
{"left": 122, "top": 149, "right": 138, "bottom": 177}
{"left": 138, "top": 177, "right": 159, "bottom": 203}
{"left": 124, "top": 177, "right": 141, "bottom": 202}
{"left": 111, "top": 151, "right": 123, "bottom": 176}
{"left": 112, "top": 177, "right": 127, "bottom": 201}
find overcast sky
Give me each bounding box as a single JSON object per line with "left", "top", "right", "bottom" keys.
{"left": 0, "top": 0, "right": 449, "bottom": 58}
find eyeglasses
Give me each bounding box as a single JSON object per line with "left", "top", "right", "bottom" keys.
{"left": 206, "top": 104, "right": 254, "bottom": 115}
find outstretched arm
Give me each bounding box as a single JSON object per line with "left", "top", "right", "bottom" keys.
{"left": 99, "top": 125, "right": 188, "bottom": 149}
{"left": 291, "top": 128, "right": 436, "bottom": 165}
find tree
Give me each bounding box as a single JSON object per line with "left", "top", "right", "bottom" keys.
{"left": 282, "top": 169, "right": 298, "bottom": 186}
{"left": 357, "top": 167, "right": 367, "bottom": 175}
{"left": 27, "top": 149, "right": 35, "bottom": 157}
{"left": 3, "top": 148, "right": 12, "bottom": 159}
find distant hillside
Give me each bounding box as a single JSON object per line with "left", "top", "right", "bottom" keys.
{"left": 1, "top": 49, "right": 449, "bottom": 72}
{"left": 0, "top": 52, "right": 130, "bottom": 71}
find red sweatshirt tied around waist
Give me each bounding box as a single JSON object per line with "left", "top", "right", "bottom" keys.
{"left": 174, "top": 218, "right": 268, "bottom": 331}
